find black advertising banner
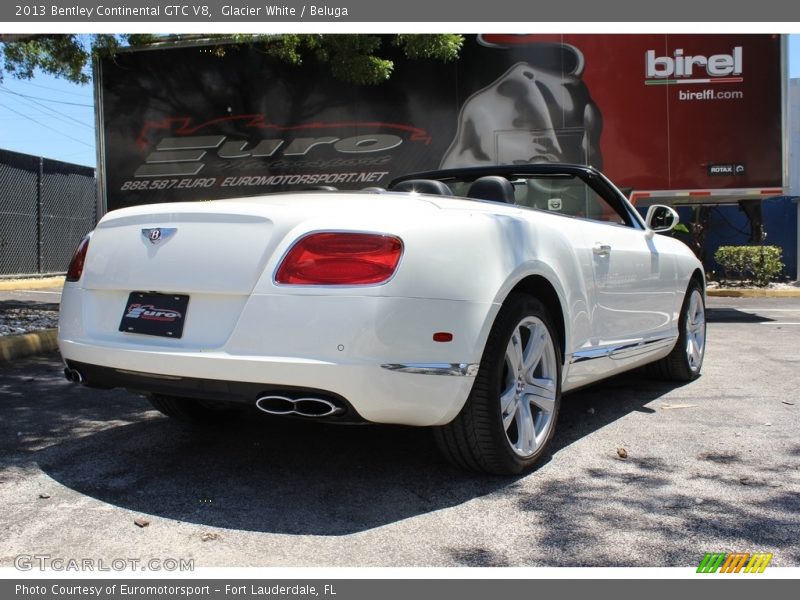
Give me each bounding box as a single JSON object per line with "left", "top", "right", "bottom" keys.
{"left": 100, "top": 34, "right": 783, "bottom": 212}
{"left": 100, "top": 39, "right": 458, "bottom": 210}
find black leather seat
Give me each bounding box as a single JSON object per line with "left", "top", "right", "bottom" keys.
{"left": 390, "top": 179, "right": 453, "bottom": 196}
{"left": 467, "top": 176, "right": 516, "bottom": 204}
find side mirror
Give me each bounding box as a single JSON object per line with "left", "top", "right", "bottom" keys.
{"left": 645, "top": 204, "right": 680, "bottom": 232}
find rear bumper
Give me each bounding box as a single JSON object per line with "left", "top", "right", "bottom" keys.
{"left": 58, "top": 287, "right": 497, "bottom": 426}
{"left": 60, "top": 342, "right": 477, "bottom": 426}
{"left": 64, "top": 359, "right": 365, "bottom": 422}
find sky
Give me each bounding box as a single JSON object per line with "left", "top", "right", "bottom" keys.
{"left": 0, "top": 70, "right": 95, "bottom": 166}
{"left": 1, "top": 33, "right": 799, "bottom": 168}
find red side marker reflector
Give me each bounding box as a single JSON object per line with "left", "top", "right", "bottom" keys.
{"left": 433, "top": 332, "right": 453, "bottom": 343}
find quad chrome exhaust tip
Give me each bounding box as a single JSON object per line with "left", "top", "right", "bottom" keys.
{"left": 255, "top": 395, "right": 344, "bottom": 418}
{"left": 63, "top": 368, "right": 84, "bottom": 384}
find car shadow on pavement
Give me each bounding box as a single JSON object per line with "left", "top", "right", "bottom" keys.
{"left": 2, "top": 355, "right": 511, "bottom": 535}
{"left": 36, "top": 415, "right": 513, "bottom": 537}
{"left": 554, "top": 371, "right": 670, "bottom": 453}
{"left": 5, "top": 353, "right": 795, "bottom": 552}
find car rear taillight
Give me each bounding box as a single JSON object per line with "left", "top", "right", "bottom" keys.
{"left": 66, "top": 236, "right": 90, "bottom": 282}
{"left": 275, "top": 232, "right": 403, "bottom": 285}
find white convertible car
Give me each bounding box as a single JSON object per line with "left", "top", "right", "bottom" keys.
{"left": 59, "top": 164, "right": 706, "bottom": 474}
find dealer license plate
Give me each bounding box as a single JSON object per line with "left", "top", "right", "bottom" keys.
{"left": 119, "top": 292, "right": 189, "bottom": 338}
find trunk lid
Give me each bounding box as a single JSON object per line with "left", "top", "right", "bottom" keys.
{"left": 84, "top": 204, "right": 275, "bottom": 294}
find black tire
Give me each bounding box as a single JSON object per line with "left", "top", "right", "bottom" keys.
{"left": 434, "top": 293, "right": 562, "bottom": 475}
{"left": 147, "top": 394, "right": 244, "bottom": 425}
{"left": 647, "top": 279, "right": 706, "bottom": 381}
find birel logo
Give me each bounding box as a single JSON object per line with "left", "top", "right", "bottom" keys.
{"left": 645, "top": 47, "right": 743, "bottom": 84}
{"left": 135, "top": 133, "right": 405, "bottom": 178}
{"left": 124, "top": 304, "right": 182, "bottom": 322}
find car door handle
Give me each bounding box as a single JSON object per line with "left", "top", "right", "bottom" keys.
{"left": 593, "top": 244, "right": 612, "bottom": 257}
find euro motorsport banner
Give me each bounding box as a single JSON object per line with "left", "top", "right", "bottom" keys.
{"left": 99, "top": 34, "right": 782, "bottom": 211}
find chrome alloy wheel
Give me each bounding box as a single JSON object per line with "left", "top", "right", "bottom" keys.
{"left": 685, "top": 289, "right": 706, "bottom": 372}
{"left": 500, "top": 316, "right": 558, "bottom": 457}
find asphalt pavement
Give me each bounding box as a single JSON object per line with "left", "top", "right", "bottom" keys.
{"left": 0, "top": 296, "right": 798, "bottom": 568}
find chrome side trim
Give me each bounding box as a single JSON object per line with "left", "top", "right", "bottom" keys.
{"left": 569, "top": 347, "right": 609, "bottom": 364}
{"left": 569, "top": 336, "right": 677, "bottom": 364}
{"left": 610, "top": 337, "right": 676, "bottom": 360}
{"left": 381, "top": 363, "right": 480, "bottom": 376}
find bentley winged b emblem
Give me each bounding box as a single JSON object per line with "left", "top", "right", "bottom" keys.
{"left": 141, "top": 227, "right": 177, "bottom": 245}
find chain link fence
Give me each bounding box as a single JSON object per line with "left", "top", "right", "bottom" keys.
{"left": 0, "top": 149, "right": 96, "bottom": 278}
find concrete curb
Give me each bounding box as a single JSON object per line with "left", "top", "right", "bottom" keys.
{"left": 0, "top": 329, "right": 59, "bottom": 363}
{"left": 707, "top": 288, "right": 800, "bottom": 298}
{"left": 0, "top": 277, "right": 65, "bottom": 291}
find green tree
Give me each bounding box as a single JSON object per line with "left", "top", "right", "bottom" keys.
{"left": 0, "top": 34, "right": 464, "bottom": 86}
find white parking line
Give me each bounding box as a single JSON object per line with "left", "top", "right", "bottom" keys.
{"left": 735, "top": 308, "right": 800, "bottom": 312}
{"left": 758, "top": 322, "right": 800, "bottom": 325}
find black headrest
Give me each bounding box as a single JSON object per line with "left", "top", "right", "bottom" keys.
{"left": 390, "top": 179, "right": 453, "bottom": 196}
{"left": 467, "top": 176, "right": 516, "bottom": 204}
